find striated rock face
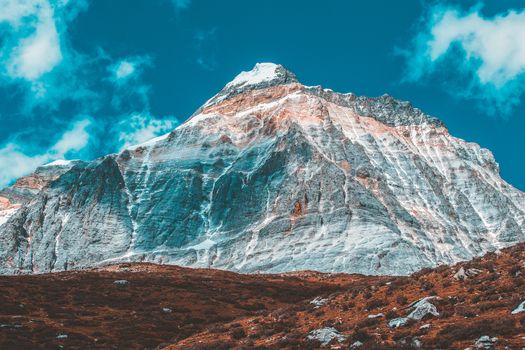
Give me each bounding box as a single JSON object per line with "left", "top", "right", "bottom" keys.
{"left": 1, "top": 63, "right": 524, "bottom": 275}
{"left": 0, "top": 160, "right": 83, "bottom": 226}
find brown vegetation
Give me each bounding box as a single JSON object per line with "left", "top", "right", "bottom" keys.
{"left": 1, "top": 244, "right": 525, "bottom": 349}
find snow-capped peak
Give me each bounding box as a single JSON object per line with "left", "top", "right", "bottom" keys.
{"left": 199, "top": 62, "right": 298, "bottom": 110}
{"left": 226, "top": 63, "right": 282, "bottom": 88}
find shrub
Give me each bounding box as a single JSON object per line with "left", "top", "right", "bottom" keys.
{"left": 454, "top": 306, "right": 476, "bottom": 318}
{"left": 396, "top": 295, "right": 408, "bottom": 305}
{"left": 356, "top": 317, "right": 380, "bottom": 329}
{"left": 420, "top": 281, "right": 434, "bottom": 291}
{"left": 477, "top": 301, "right": 508, "bottom": 313}
{"left": 385, "top": 309, "right": 399, "bottom": 320}
{"left": 366, "top": 298, "right": 387, "bottom": 310}
{"left": 351, "top": 329, "right": 372, "bottom": 342}
{"left": 437, "top": 318, "right": 518, "bottom": 342}
{"left": 208, "top": 324, "right": 226, "bottom": 333}
{"left": 230, "top": 328, "right": 246, "bottom": 340}
{"left": 188, "top": 341, "right": 235, "bottom": 350}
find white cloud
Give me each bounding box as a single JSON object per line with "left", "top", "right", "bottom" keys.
{"left": 110, "top": 56, "right": 151, "bottom": 83}
{"left": 115, "top": 114, "right": 178, "bottom": 150}
{"left": 114, "top": 61, "right": 136, "bottom": 80}
{"left": 0, "top": 118, "right": 92, "bottom": 188}
{"left": 51, "top": 118, "right": 91, "bottom": 155}
{"left": 0, "top": 0, "right": 41, "bottom": 26}
{"left": 403, "top": 4, "right": 525, "bottom": 115}
{"left": 0, "top": 1, "right": 177, "bottom": 188}
{"left": 0, "top": 0, "right": 91, "bottom": 111}
{"left": 0, "top": 0, "right": 64, "bottom": 81}
{"left": 0, "top": 144, "right": 49, "bottom": 188}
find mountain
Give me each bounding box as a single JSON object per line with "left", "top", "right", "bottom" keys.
{"left": 0, "top": 63, "right": 524, "bottom": 275}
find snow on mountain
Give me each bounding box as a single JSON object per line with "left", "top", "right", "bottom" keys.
{"left": 42, "top": 160, "right": 76, "bottom": 167}
{"left": 127, "top": 132, "right": 171, "bottom": 150}
{"left": 226, "top": 62, "right": 281, "bottom": 88}
{"left": 0, "top": 63, "right": 523, "bottom": 275}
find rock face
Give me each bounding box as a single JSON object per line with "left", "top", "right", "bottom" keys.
{"left": 0, "top": 63, "right": 524, "bottom": 274}
{"left": 0, "top": 160, "right": 83, "bottom": 226}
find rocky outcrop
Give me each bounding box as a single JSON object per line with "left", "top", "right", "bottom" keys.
{"left": 0, "top": 160, "right": 83, "bottom": 226}
{"left": 0, "top": 63, "right": 524, "bottom": 275}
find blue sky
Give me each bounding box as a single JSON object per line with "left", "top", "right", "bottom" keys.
{"left": 0, "top": 0, "right": 524, "bottom": 190}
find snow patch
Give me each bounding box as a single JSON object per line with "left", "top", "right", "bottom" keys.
{"left": 43, "top": 159, "right": 74, "bottom": 167}
{"left": 226, "top": 63, "right": 280, "bottom": 88}
{"left": 127, "top": 132, "right": 170, "bottom": 150}
{"left": 0, "top": 208, "right": 19, "bottom": 226}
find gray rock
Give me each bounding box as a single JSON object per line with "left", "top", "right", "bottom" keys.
{"left": 511, "top": 301, "right": 525, "bottom": 314}
{"left": 350, "top": 340, "right": 363, "bottom": 349}
{"left": 306, "top": 327, "right": 345, "bottom": 346}
{"left": 0, "top": 63, "right": 524, "bottom": 275}
{"left": 454, "top": 266, "right": 482, "bottom": 280}
{"left": 407, "top": 297, "right": 440, "bottom": 320}
{"left": 389, "top": 317, "right": 410, "bottom": 328}
{"left": 475, "top": 335, "right": 497, "bottom": 348}
{"left": 310, "top": 296, "right": 328, "bottom": 308}
{"left": 389, "top": 297, "right": 439, "bottom": 328}
{"left": 113, "top": 280, "right": 129, "bottom": 285}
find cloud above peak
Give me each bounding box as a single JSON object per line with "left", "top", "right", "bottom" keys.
{"left": 114, "top": 61, "right": 136, "bottom": 80}
{"left": 110, "top": 56, "right": 152, "bottom": 83}
{"left": 114, "top": 113, "right": 178, "bottom": 150}
{"left": 402, "top": 4, "right": 525, "bottom": 115}
{"left": 0, "top": 118, "right": 92, "bottom": 188}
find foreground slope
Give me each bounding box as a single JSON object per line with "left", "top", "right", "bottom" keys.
{"left": 0, "top": 263, "right": 365, "bottom": 349}
{"left": 0, "top": 63, "right": 524, "bottom": 274}
{"left": 1, "top": 244, "right": 525, "bottom": 349}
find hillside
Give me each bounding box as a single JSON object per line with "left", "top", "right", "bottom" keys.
{"left": 1, "top": 244, "right": 525, "bottom": 349}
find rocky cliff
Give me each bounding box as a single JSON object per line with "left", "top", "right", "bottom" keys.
{"left": 1, "top": 63, "right": 524, "bottom": 275}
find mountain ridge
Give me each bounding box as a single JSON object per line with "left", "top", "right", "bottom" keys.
{"left": 0, "top": 62, "right": 523, "bottom": 275}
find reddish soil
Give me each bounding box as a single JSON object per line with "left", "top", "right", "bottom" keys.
{"left": 1, "top": 245, "right": 525, "bottom": 349}
{"left": 0, "top": 263, "right": 376, "bottom": 349}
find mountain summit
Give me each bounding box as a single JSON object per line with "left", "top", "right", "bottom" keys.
{"left": 0, "top": 63, "right": 524, "bottom": 275}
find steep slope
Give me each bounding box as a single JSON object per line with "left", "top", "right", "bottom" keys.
{"left": 0, "top": 63, "right": 524, "bottom": 274}
{"left": 164, "top": 243, "right": 525, "bottom": 350}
